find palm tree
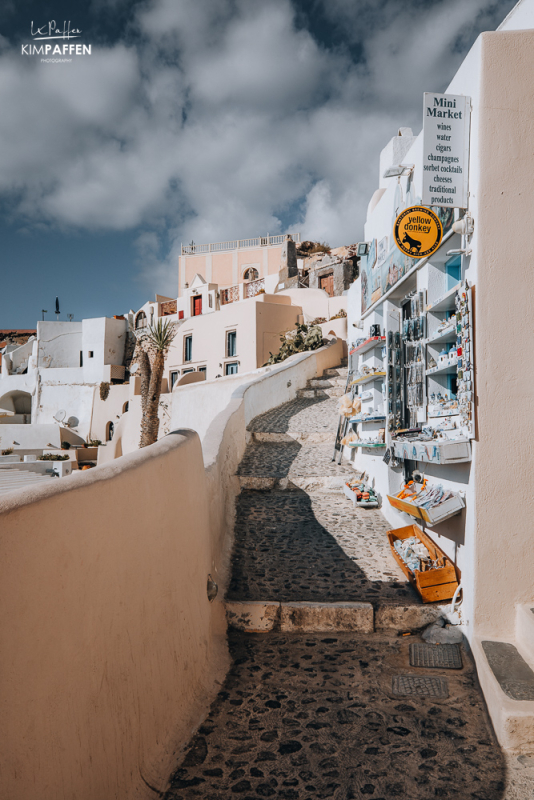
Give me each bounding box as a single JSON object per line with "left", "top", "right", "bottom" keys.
{"left": 137, "top": 319, "right": 176, "bottom": 448}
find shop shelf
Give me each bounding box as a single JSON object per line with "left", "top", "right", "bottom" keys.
{"left": 350, "top": 371, "right": 387, "bottom": 386}
{"left": 343, "top": 483, "right": 380, "bottom": 508}
{"left": 425, "top": 326, "right": 456, "bottom": 346}
{"left": 387, "top": 489, "right": 464, "bottom": 525}
{"left": 392, "top": 437, "right": 471, "bottom": 464}
{"left": 350, "top": 336, "right": 386, "bottom": 356}
{"left": 426, "top": 358, "right": 457, "bottom": 376}
{"left": 427, "top": 408, "right": 458, "bottom": 418}
{"left": 346, "top": 441, "right": 386, "bottom": 448}
{"left": 426, "top": 283, "right": 461, "bottom": 314}
{"left": 349, "top": 415, "right": 386, "bottom": 423}
{"left": 386, "top": 524, "right": 460, "bottom": 602}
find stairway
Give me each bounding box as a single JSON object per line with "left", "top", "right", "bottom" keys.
{"left": 227, "top": 363, "right": 443, "bottom": 634}
{"left": 161, "top": 364, "right": 517, "bottom": 799}
{"left": 472, "top": 605, "right": 534, "bottom": 751}
{"left": 0, "top": 467, "right": 57, "bottom": 496}
{"left": 296, "top": 367, "right": 347, "bottom": 400}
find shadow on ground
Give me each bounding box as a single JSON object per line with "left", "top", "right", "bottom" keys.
{"left": 227, "top": 488, "right": 418, "bottom": 606}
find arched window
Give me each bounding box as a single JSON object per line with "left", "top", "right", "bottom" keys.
{"left": 122, "top": 402, "right": 129, "bottom": 414}
{"left": 135, "top": 311, "right": 147, "bottom": 329}
{"left": 106, "top": 421, "right": 114, "bottom": 441}
{"left": 243, "top": 267, "right": 259, "bottom": 282}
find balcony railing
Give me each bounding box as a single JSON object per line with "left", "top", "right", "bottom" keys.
{"left": 181, "top": 232, "right": 300, "bottom": 255}
{"left": 245, "top": 277, "right": 265, "bottom": 298}
{"left": 220, "top": 285, "right": 240, "bottom": 305}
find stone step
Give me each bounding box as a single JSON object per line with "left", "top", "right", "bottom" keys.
{"left": 226, "top": 600, "right": 452, "bottom": 636}
{"left": 308, "top": 377, "right": 346, "bottom": 390}
{"left": 238, "top": 475, "right": 347, "bottom": 492}
{"left": 225, "top": 600, "right": 373, "bottom": 633}
{"left": 472, "top": 636, "right": 534, "bottom": 752}
{"left": 307, "top": 378, "right": 334, "bottom": 389}
{"left": 296, "top": 387, "right": 344, "bottom": 399}
{"left": 374, "top": 603, "right": 445, "bottom": 632}
{"left": 249, "top": 431, "right": 333, "bottom": 445}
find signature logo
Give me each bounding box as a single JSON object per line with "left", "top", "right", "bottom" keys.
{"left": 31, "top": 21, "right": 82, "bottom": 40}
{"left": 22, "top": 21, "right": 91, "bottom": 58}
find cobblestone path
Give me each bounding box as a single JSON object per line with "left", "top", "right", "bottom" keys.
{"left": 165, "top": 632, "right": 506, "bottom": 799}
{"left": 163, "top": 366, "right": 525, "bottom": 799}
{"left": 231, "top": 367, "right": 416, "bottom": 605}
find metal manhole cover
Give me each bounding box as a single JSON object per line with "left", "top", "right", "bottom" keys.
{"left": 410, "top": 643, "right": 463, "bottom": 670}
{"left": 392, "top": 675, "right": 449, "bottom": 698}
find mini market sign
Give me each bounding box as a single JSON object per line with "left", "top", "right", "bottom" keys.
{"left": 394, "top": 206, "right": 443, "bottom": 259}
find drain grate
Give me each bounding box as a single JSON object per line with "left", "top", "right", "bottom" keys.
{"left": 392, "top": 675, "right": 449, "bottom": 698}
{"left": 410, "top": 643, "right": 462, "bottom": 670}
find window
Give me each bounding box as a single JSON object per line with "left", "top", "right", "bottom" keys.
{"left": 225, "top": 362, "right": 238, "bottom": 375}
{"left": 122, "top": 402, "right": 129, "bottom": 413}
{"left": 183, "top": 368, "right": 194, "bottom": 374}
{"left": 88, "top": 351, "right": 94, "bottom": 359}
{"left": 243, "top": 267, "right": 259, "bottom": 282}
{"left": 170, "top": 371, "right": 179, "bottom": 389}
{"left": 227, "top": 330, "right": 237, "bottom": 357}
{"left": 208, "top": 294, "right": 213, "bottom": 308}
{"left": 79, "top": 351, "right": 83, "bottom": 367}
{"left": 135, "top": 311, "right": 147, "bottom": 329}
{"left": 198, "top": 366, "right": 207, "bottom": 373}
{"left": 184, "top": 335, "right": 192, "bottom": 362}
{"left": 106, "top": 421, "right": 114, "bottom": 441}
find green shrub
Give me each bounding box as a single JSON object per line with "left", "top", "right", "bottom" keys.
{"left": 37, "top": 453, "right": 69, "bottom": 461}
{"left": 1, "top": 448, "right": 14, "bottom": 455}
{"left": 265, "top": 323, "right": 324, "bottom": 365}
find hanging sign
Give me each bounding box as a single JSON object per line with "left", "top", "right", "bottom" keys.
{"left": 422, "top": 92, "right": 471, "bottom": 208}
{"left": 376, "top": 236, "right": 388, "bottom": 268}
{"left": 394, "top": 205, "right": 443, "bottom": 259}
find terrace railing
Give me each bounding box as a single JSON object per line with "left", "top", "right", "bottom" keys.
{"left": 245, "top": 277, "right": 265, "bottom": 298}
{"left": 220, "top": 285, "right": 240, "bottom": 305}
{"left": 181, "top": 233, "right": 300, "bottom": 256}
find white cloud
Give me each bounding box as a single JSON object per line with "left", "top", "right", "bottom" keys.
{"left": 0, "top": 0, "right": 517, "bottom": 293}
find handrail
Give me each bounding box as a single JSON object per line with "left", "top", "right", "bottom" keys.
{"left": 181, "top": 233, "right": 300, "bottom": 255}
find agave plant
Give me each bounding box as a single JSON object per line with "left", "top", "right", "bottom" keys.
{"left": 137, "top": 319, "right": 176, "bottom": 448}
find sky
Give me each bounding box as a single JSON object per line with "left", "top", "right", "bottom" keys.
{"left": 0, "top": 0, "right": 517, "bottom": 327}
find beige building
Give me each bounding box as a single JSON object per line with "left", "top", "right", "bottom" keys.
{"left": 179, "top": 232, "right": 300, "bottom": 297}
{"left": 166, "top": 292, "right": 303, "bottom": 384}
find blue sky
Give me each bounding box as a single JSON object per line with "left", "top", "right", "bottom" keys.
{"left": 0, "top": 0, "right": 516, "bottom": 327}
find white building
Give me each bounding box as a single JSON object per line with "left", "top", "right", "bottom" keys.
{"left": 346, "top": 0, "right": 534, "bottom": 749}
{"left": 0, "top": 317, "right": 128, "bottom": 448}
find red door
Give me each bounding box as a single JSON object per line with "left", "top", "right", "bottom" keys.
{"left": 193, "top": 295, "right": 202, "bottom": 316}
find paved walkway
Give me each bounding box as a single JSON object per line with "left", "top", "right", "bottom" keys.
{"left": 165, "top": 631, "right": 506, "bottom": 799}
{"left": 230, "top": 368, "right": 416, "bottom": 606}
{"left": 164, "top": 366, "right": 534, "bottom": 799}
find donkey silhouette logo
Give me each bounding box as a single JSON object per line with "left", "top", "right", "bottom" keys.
{"left": 402, "top": 232, "right": 422, "bottom": 253}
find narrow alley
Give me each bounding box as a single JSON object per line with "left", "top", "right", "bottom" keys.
{"left": 163, "top": 365, "right": 514, "bottom": 800}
